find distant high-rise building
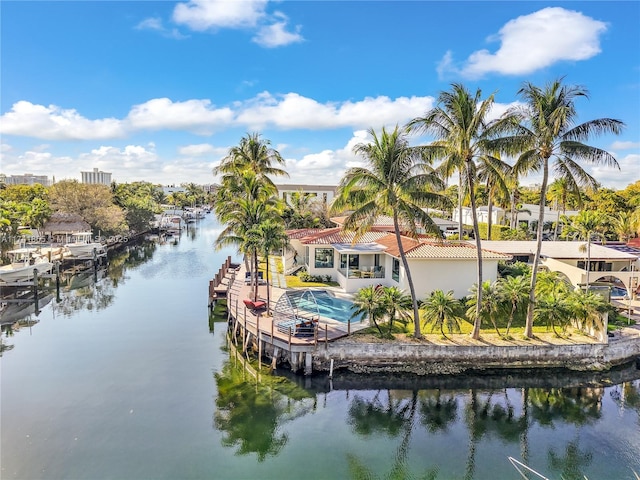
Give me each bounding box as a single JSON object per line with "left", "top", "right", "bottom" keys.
{"left": 2, "top": 173, "right": 51, "bottom": 186}
{"left": 81, "top": 168, "right": 112, "bottom": 185}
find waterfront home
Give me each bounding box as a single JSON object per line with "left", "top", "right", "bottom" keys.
{"left": 477, "top": 240, "right": 640, "bottom": 297}
{"left": 286, "top": 227, "right": 511, "bottom": 297}
{"left": 453, "top": 203, "right": 579, "bottom": 231}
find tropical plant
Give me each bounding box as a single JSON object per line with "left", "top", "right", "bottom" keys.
{"left": 330, "top": 125, "right": 447, "bottom": 338}
{"left": 498, "top": 275, "right": 530, "bottom": 336}
{"left": 466, "top": 280, "right": 503, "bottom": 336}
{"left": 250, "top": 219, "right": 290, "bottom": 310}
{"left": 563, "top": 210, "right": 608, "bottom": 289}
{"left": 420, "top": 289, "right": 464, "bottom": 339}
{"left": 408, "top": 83, "right": 516, "bottom": 339}
{"left": 568, "top": 289, "right": 610, "bottom": 339}
{"left": 379, "top": 286, "right": 412, "bottom": 335}
{"left": 351, "top": 285, "right": 387, "bottom": 336}
{"left": 535, "top": 291, "right": 572, "bottom": 337}
{"left": 507, "top": 78, "right": 624, "bottom": 338}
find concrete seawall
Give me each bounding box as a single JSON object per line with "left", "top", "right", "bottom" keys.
{"left": 312, "top": 330, "right": 640, "bottom": 375}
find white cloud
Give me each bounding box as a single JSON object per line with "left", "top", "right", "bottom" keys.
{"left": 0, "top": 101, "right": 124, "bottom": 140}
{"left": 135, "top": 16, "right": 188, "bottom": 39}
{"left": 610, "top": 140, "right": 640, "bottom": 150}
{"left": 439, "top": 7, "right": 607, "bottom": 79}
{"left": 236, "top": 92, "right": 434, "bottom": 130}
{"left": 284, "top": 131, "right": 367, "bottom": 185}
{"left": 126, "top": 98, "right": 234, "bottom": 134}
{"left": 1, "top": 143, "right": 12, "bottom": 153}
{"left": 178, "top": 143, "right": 226, "bottom": 157}
{"left": 172, "top": 0, "right": 267, "bottom": 30}
{"left": 252, "top": 12, "right": 303, "bottom": 48}
{"left": 0, "top": 93, "right": 431, "bottom": 142}
{"left": 589, "top": 153, "right": 640, "bottom": 190}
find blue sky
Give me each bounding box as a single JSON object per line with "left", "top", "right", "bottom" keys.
{"left": 1, "top": 1, "right": 639, "bottom": 190}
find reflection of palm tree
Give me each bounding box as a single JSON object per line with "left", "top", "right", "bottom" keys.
{"left": 419, "top": 389, "right": 458, "bottom": 433}
{"left": 347, "top": 390, "right": 439, "bottom": 480}
{"left": 528, "top": 387, "right": 602, "bottom": 427}
{"left": 548, "top": 438, "right": 593, "bottom": 480}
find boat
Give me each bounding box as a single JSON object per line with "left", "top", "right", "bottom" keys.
{"left": 0, "top": 248, "right": 54, "bottom": 283}
{"left": 64, "top": 232, "right": 106, "bottom": 258}
{"left": 159, "top": 214, "right": 183, "bottom": 233}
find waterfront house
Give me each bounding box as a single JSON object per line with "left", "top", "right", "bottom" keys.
{"left": 286, "top": 227, "right": 511, "bottom": 297}
{"left": 477, "top": 240, "right": 640, "bottom": 297}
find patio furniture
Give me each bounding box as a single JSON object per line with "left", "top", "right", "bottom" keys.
{"left": 243, "top": 298, "right": 267, "bottom": 312}
{"left": 276, "top": 315, "right": 319, "bottom": 337}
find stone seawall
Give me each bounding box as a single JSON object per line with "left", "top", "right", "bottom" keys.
{"left": 312, "top": 333, "right": 640, "bottom": 375}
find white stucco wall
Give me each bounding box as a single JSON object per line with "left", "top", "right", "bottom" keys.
{"left": 400, "top": 258, "right": 500, "bottom": 300}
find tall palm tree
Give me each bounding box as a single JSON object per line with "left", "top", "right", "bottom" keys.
{"left": 508, "top": 78, "right": 624, "bottom": 338}
{"left": 547, "top": 177, "right": 582, "bottom": 240}
{"left": 565, "top": 210, "right": 607, "bottom": 289}
{"left": 330, "top": 125, "right": 446, "bottom": 338}
{"left": 214, "top": 132, "right": 289, "bottom": 190}
{"left": 419, "top": 289, "right": 464, "bottom": 339}
{"left": 214, "top": 171, "right": 281, "bottom": 301}
{"left": 477, "top": 154, "right": 511, "bottom": 240}
{"left": 250, "top": 219, "right": 290, "bottom": 310}
{"left": 408, "top": 83, "right": 516, "bottom": 339}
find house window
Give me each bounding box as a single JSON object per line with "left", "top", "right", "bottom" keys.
{"left": 392, "top": 258, "right": 400, "bottom": 282}
{"left": 349, "top": 255, "right": 360, "bottom": 269}
{"left": 315, "top": 248, "right": 334, "bottom": 268}
{"left": 340, "top": 254, "right": 347, "bottom": 269}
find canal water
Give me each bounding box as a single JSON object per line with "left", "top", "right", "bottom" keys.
{"left": 2, "top": 215, "right": 639, "bottom": 479}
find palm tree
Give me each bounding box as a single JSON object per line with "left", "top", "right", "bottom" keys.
{"left": 508, "top": 78, "right": 624, "bottom": 338}
{"left": 330, "top": 125, "right": 447, "bottom": 338}
{"left": 569, "top": 289, "right": 609, "bottom": 340}
{"left": 498, "top": 275, "right": 530, "bottom": 337}
{"left": 214, "top": 132, "right": 289, "bottom": 190}
{"left": 565, "top": 210, "right": 607, "bottom": 289}
{"left": 250, "top": 219, "right": 290, "bottom": 310}
{"left": 477, "top": 155, "right": 511, "bottom": 240}
{"left": 535, "top": 291, "right": 572, "bottom": 337}
{"left": 351, "top": 285, "right": 387, "bottom": 336}
{"left": 466, "top": 280, "right": 503, "bottom": 336}
{"left": 408, "top": 83, "right": 516, "bottom": 339}
{"left": 214, "top": 171, "right": 281, "bottom": 301}
{"left": 547, "top": 177, "right": 582, "bottom": 240}
{"left": 419, "top": 289, "right": 464, "bottom": 339}
{"left": 380, "top": 286, "right": 412, "bottom": 335}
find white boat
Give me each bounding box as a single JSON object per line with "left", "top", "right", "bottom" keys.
{"left": 64, "top": 232, "right": 106, "bottom": 258}
{"left": 159, "top": 215, "right": 183, "bottom": 233}
{"left": 0, "top": 248, "right": 54, "bottom": 283}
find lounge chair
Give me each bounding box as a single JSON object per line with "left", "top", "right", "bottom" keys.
{"left": 243, "top": 299, "right": 267, "bottom": 312}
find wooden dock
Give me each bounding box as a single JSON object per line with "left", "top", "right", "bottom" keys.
{"left": 209, "top": 258, "right": 353, "bottom": 375}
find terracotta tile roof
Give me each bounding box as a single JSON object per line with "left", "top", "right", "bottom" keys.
{"left": 407, "top": 242, "right": 511, "bottom": 260}
{"left": 298, "top": 228, "right": 389, "bottom": 245}
{"left": 286, "top": 228, "right": 328, "bottom": 240}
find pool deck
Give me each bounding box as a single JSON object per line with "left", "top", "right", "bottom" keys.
{"left": 224, "top": 264, "right": 365, "bottom": 350}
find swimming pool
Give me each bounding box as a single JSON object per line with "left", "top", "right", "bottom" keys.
{"left": 298, "top": 290, "right": 364, "bottom": 323}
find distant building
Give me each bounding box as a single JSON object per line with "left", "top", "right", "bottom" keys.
{"left": 2, "top": 173, "right": 51, "bottom": 186}
{"left": 276, "top": 184, "right": 336, "bottom": 206}
{"left": 81, "top": 168, "right": 112, "bottom": 185}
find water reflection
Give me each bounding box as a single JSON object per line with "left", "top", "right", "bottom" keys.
{"left": 1, "top": 237, "right": 160, "bottom": 346}
{"left": 214, "top": 350, "right": 640, "bottom": 479}
{"left": 214, "top": 340, "right": 315, "bottom": 461}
